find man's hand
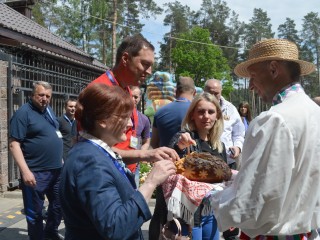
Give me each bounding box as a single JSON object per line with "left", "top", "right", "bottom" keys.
{"left": 141, "top": 147, "right": 179, "bottom": 162}
{"left": 21, "top": 169, "right": 36, "bottom": 187}
{"left": 9, "top": 139, "right": 37, "bottom": 188}
{"left": 229, "top": 146, "right": 241, "bottom": 159}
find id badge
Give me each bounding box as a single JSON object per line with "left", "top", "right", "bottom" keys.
{"left": 130, "top": 136, "right": 139, "bottom": 149}
{"left": 56, "top": 130, "right": 63, "bottom": 138}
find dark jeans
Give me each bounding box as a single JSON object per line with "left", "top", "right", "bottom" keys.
{"left": 21, "top": 169, "right": 62, "bottom": 240}
{"left": 149, "top": 186, "right": 168, "bottom": 239}
{"left": 228, "top": 162, "right": 237, "bottom": 170}
{"left": 149, "top": 187, "right": 190, "bottom": 238}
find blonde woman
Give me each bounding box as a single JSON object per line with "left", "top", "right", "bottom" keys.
{"left": 168, "top": 92, "right": 227, "bottom": 240}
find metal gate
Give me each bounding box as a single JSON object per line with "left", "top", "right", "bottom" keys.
{"left": 5, "top": 51, "right": 103, "bottom": 189}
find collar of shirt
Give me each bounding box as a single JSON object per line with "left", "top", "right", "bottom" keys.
{"left": 28, "top": 99, "right": 46, "bottom": 113}
{"left": 79, "top": 131, "right": 130, "bottom": 178}
{"left": 79, "top": 131, "right": 117, "bottom": 159}
{"left": 175, "top": 97, "right": 191, "bottom": 102}
{"left": 272, "top": 83, "right": 305, "bottom": 106}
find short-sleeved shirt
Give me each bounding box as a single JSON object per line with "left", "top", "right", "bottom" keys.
{"left": 88, "top": 71, "right": 138, "bottom": 150}
{"left": 136, "top": 111, "right": 150, "bottom": 142}
{"left": 10, "top": 100, "right": 63, "bottom": 171}
{"left": 57, "top": 115, "right": 77, "bottom": 161}
{"left": 153, "top": 101, "right": 191, "bottom": 147}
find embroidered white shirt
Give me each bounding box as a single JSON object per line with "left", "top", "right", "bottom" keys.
{"left": 212, "top": 91, "right": 320, "bottom": 237}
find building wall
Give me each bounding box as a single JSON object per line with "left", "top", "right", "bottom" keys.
{"left": 0, "top": 60, "right": 8, "bottom": 192}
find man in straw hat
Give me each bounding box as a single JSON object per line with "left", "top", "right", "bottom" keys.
{"left": 209, "top": 39, "right": 320, "bottom": 239}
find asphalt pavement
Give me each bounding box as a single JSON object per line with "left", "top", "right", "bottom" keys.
{"left": 0, "top": 190, "right": 154, "bottom": 240}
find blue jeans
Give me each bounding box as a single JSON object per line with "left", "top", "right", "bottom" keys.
{"left": 21, "top": 169, "right": 62, "bottom": 240}
{"left": 192, "top": 215, "right": 220, "bottom": 240}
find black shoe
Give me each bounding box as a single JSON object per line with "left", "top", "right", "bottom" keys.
{"left": 44, "top": 233, "right": 64, "bottom": 240}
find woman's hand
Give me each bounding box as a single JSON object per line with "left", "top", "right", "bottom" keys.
{"left": 177, "top": 132, "right": 197, "bottom": 150}
{"left": 139, "top": 160, "right": 176, "bottom": 202}
{"left": 145, "top": 160, "right": 176, "bottom": 187}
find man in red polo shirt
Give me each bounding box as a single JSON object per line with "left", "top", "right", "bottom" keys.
{"left": 89, "top": 34, "right": 178, "bottom": 179}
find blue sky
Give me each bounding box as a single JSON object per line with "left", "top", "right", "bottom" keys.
{"left": 141, "top": 0, "right": 319, "bottom": 56}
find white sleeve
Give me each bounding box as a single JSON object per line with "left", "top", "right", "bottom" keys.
{"left": 230, "top": 105, "right": 245, "bottom": 150}
{"left": 214, "top": 111, "right": 294, "bottom": 236}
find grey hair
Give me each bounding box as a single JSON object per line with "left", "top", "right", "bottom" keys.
{"left": 32, "top": 81, "right": 52, "bottom": 95}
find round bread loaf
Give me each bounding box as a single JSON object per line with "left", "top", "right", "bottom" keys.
{"left": 175, "top": 152, "right": 232, "bottom": 183}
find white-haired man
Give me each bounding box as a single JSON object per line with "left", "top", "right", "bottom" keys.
{"left": 204, "top": 79, "right": 245, "bottom": 170}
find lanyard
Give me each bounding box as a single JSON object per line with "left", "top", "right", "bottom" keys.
{"left": 63, "top": 114, "right": 74, "bottom": 126}
{"left": 106, "top": 70, "right": 117, "bottom": 85}
{"left": 84, "top": 139, "right": 134, "bottom": 187}
{"left": 44, "top": 108, "right": 56, "bottom": 128}
{"left": 105, "top": 70, "right": 137, "bottom": 136}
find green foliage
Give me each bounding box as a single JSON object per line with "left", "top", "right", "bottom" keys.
{"left": 171, "top": 26, "right": 231, "bottom": 87}
{"left": 243, "top": 8, "right": 275, "bottom": 49}
{"left": 158, "top": 1, "right": 196, "bottom": 71}
{"left": 31, "top": 0, "right": 163, "bottom": 66}
{"left": 277, "top": 18, "right": 301, "bottom": 45}
{"left": 199, "top": 0, "right": 231, "bottom": 46}
{"left": 301, "top": 12, "right": 320, "bottom": 96}
{"left": 140, "top": 162, "right": 152, "bottom": 175}
{"left": 139, "top": 162, "right": 153, "bottom": 190}
{"left": 32, "top": 0, "right": 60, "bottom": 30}
{"left": 144, "top": 106, "right": 155, "bottom": 117}
{"left": 31, "top": 0, "right": 320, "bottom": 102}
{"left": 221, "top": 79, "right": 233, "bottom": 99}
{"left": 197, "top": 0, "right": 245, "bottom": 77}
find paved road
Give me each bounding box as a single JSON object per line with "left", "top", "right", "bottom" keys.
{"left": 0, "top": 190, "right": 154, "bottom": 240}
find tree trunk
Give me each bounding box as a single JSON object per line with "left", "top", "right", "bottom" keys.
{"left": 112, "top": 0, "right": 118, "bottom": 67}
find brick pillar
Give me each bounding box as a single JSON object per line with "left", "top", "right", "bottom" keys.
{"left": 0, "top": 60, "right": 9, "bottom": 192}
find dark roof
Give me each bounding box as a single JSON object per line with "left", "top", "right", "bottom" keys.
{"left": 0, "top": 3, "right": 107, "bottom": 71}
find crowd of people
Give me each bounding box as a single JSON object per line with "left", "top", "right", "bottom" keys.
{"left": 8, "top": 34, "right": 320, "bottom": 240}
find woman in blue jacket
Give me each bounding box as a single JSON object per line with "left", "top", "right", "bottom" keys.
{"left": 59, "top": 83, "right": 176, "bottom": 240}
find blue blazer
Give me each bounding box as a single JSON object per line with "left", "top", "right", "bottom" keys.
{"left": 59, "top": 141, "right": 151, "bottom": 240}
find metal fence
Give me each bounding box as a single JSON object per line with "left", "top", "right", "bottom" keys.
{"left": 4, "top": 50, "right": 103, "bottom": 189}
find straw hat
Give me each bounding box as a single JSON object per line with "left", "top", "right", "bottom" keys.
{"left": 234, "top": 39, "right": 316, "bottom": 78}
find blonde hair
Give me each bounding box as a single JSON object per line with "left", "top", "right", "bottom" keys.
{"left": 181, "top": 92, "right": 224, "bottom": 153}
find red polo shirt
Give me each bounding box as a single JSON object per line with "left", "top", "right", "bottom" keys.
{"left": 89, "top": 71, "right": 139, "bottom": 173}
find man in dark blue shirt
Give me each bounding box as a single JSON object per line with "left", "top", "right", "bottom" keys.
{"left": 9, "top": 81, "right": 64, "bottom": 240}
{"left": 57, "top": 98, "right": 77, "bottom": 162}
